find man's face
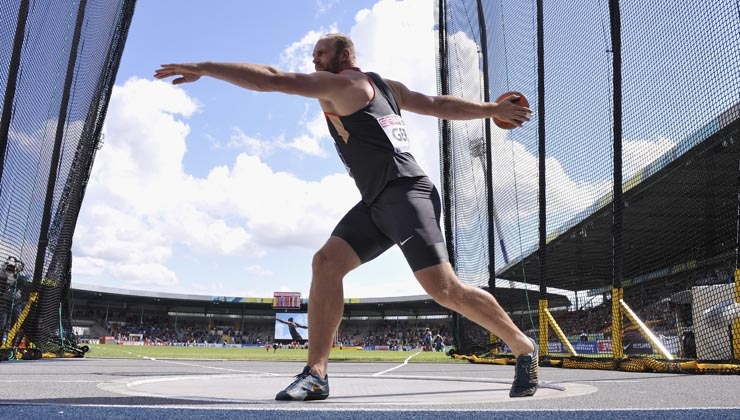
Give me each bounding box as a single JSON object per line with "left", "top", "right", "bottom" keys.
{"left": 312, "top": 38, "right": 343, "bottom": 74}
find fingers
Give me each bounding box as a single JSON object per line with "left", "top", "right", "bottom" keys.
{"left": 505, "top": 100, "right": 533, "bottom": 127}
{"left": 153, "top": 64, "right": 200, "bottom": 85}
{"left": 153, "top": 64, "right": 182, "bottom": 79}
{"left": 153, "top": 65, "right": 174, "bottom": 80}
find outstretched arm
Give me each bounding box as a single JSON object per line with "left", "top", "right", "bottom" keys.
{"left": 154, "top": 62, "right": 351, "bottom": 99}
{"left": 385, "top": 78, "right": 532, "bottom": 127}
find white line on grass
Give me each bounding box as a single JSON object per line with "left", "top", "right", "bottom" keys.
{"left": 372, "top": 351, "right": 421, "bottom": 376}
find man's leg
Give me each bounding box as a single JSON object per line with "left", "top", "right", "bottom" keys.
{"left": 413, "top": 262, "right": 534, "bottom": 356}
{"left": 306, "top": 236, "right": 361, "bottom": 379}
{"left": 275, "top": 236, "right": 361, "bottom": 401}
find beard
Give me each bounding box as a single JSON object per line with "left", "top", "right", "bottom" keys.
{"left": 323, "top": 53, "right": 343, "bottom": 74}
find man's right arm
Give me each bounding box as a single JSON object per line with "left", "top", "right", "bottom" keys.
{"left": 384, "top": 78, "right": 531, "bottom": 127}
{"left": 154, "top": 61, "right": 350, "bottom": 100}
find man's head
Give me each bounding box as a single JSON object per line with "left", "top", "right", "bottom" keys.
{"left": 313, "top": 33, "right": 356, "bottom": 74}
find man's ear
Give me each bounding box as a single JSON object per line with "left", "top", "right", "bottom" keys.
{"left": 341, "top": 48, "right": 351, "bottom": 64}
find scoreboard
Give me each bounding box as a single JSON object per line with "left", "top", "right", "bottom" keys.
{"left": 273, "top": 291, "right": 302, "bottom": 309}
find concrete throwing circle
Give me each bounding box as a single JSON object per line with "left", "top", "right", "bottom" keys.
{"left": 99, "top": 373, "right": 597, "bottom": 405}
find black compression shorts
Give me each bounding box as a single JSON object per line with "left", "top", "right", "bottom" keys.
{"left": 331, "top": 176, "right": 449, "bottom": 272}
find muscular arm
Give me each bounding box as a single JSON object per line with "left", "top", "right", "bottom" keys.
{"left": 154, "top": 61, "right": 349, "bottom": 99}
{"left": 385, "top": 78, "right": 531, "bottom": 126}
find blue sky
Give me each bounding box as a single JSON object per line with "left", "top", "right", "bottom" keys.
{"left": 72, "top": 0, "right": 447, "bottom": 299}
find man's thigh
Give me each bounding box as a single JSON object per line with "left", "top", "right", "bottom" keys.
{"left": 371, "top": 176, "right": 449, "bottom": 272}
{"left": 330, "top": 202, "right": 394, "bottom": 265}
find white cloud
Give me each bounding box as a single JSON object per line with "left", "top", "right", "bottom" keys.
{"left": 624, "top": 135, "right": 676, "bottom": 179}
{"left": 315, "top": 0, "right": 339, "bottom": 16}
{"left": 279, "top": 26, "right": 338, "bottom": 73}
{"left": 222, "top": 110, "right": 329, "bottom": 158}
{"left": 73, "top": 77, "right": 358, "bottom": 292}
{"left": 286, "top": 109, "right": 331, "bottom": 157}
{"left": 287, "top": 134, "right": 326, "bottom": 156}
{"left": 246, "top": 264, "right": 274, "bottom": 277}
{"left": 225, "top": 128, "right": 278, "bottom": 156}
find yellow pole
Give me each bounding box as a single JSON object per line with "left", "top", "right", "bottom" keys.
{"left": 612, "top": 288, "right": 624, "bottom": 359}
{"left": 2, "top": 292, "right": 38, "bottom": 348}
{"left": 620, "top": 299, "right": 674, "bottom": 360}
{"left": 542, "top": 301, "right": 578, "bottom": 356}
{"left": 733, "top": 269, "right": 740, "bottom": 359}
{"left": 489, "top": 332, "right": 499, "bottom": 355}
{"left": 538, "top": 300, "right": 548, "bottom": 356}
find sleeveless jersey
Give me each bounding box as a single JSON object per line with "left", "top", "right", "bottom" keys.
{"left": 325, "top": 71, "right": 426, "bottom": 204}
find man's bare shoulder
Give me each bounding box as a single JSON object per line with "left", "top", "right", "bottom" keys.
{"left": 319, "top": 69, "right": 374, "bottom": 115}
{"left": 271, "top": 69, "right": 353, "bottom": 100}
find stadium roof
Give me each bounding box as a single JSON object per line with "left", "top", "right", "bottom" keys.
{"left": 496, "top": 104, "right": 740, "bottom": 293}
{"left": 71, "top": 283, "right": 570, "bottom": 319}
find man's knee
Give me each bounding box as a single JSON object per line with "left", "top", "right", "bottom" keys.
{"left": 429, "top": 281, "right": 464, "bottom": 307}
{"left": 416, "top": 265, "right": 464, "bottom": 307}
{"left": 312, "top": 238, "right": 360, "bottom": 277}
{"left": 311, "top": 248, "right": 332, "bottom": 275}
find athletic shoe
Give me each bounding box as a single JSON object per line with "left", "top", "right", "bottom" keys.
{"left": 509, "top": 337, "right": 539, "bottom": 397}
{"left": 275, "top": 366, "right": 330, "bottom": 401}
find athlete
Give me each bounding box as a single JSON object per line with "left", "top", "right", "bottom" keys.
{"left": 276, "top": 317, "right": 308, "bottom": 342}
{"left": 155, "top": 33, "right": 538, "bottom": 401}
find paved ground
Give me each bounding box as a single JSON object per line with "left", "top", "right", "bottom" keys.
{"left": 1, "top": 356, "right": 739, "bottom": 419}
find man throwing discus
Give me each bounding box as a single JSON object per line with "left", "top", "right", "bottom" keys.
{"left": 155, "top": 33, "right": 537, "bottom": 401}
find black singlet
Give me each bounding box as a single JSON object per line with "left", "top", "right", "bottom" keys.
{"left": 325, "top": 71, "right": 426, "bottom": 205}
{"left": 325, "top": 71, "right": 449, "bottom": 271}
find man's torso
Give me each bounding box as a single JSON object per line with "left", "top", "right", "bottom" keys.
{"left": 323, "top": 70, "right": 426, "bottom": 204}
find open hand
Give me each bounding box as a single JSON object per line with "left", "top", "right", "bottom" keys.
{"left": 154, "top": 63, "right": 202, "bottom": 85}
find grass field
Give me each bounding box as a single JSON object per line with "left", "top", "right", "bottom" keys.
{"left": 86, "top": 344, "right": 465, "bottom": 363}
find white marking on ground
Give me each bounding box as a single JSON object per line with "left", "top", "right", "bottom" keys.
{"left": 372, "top": 352, "right": 421, "bottom": 376}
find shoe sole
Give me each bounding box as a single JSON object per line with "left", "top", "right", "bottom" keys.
{"left": 275, "top": 391, "right": 330, "bottom": 401}
{"left": 305, "top": 393, "right": 329, "bottom": 401}
{"left": 509, "top": 386, "right": 538, "bottom": 398}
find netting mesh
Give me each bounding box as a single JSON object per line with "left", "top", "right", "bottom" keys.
{"left": 0, "top": 0, "right": 136, "bottom": 360}
{"left": 438, "top": 0, "right": 740, "bottom": 372}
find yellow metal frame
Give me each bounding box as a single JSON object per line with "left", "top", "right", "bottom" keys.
{"left": 489, "top": 332, "right": 499, "bottom": 354}
{"left": 538, "top": 299, "right": 578, "bottom": 356}
{"left": 612, "top": 288, "right": 624, "bottom": 359}
{"left": 733, "top": 269, "right": 740, "bottom": 360}
{"left": 1, "top": 291, "right": 38, "bottom": 349}
{"left": 619, "top": 298, "right": 674, "bottom": 360}
{"left": 611, "top": 287, "right": 675, "bottom": 360}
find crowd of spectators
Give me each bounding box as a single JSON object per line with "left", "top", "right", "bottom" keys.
{"left": 105, "top": 317, "right": 272, "bottom": 346}
{"left": 74, "top": 309, "right": 453, "bottom": 350}
{"left": 336, "top": 320, "right": 453, "bottom": 351}
{"left": 73, "top": 296, "right": 681, "bottom": 350}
